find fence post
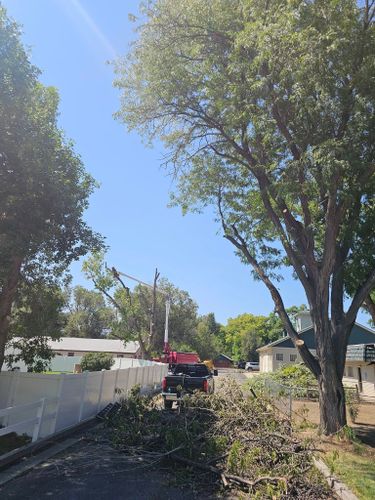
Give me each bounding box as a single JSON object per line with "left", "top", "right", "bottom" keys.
{"left": 113, "top": 369, "right": 120, "bottom": 402}
{"left": 51, "top": 374, "right": 65, "bottom": 434}
{"left": 289, "top": 388, "right": 292, "bottom": 421}
{"left": 97, "top": 370, "right": 105, "bottom": 412}
{"left": 5, "top": 371, "right": 20, "bottom": 426}
{"left": 32, "top": 398, "right": 46, "bottom": 442}
{"left": 78, "top": 371, "right": 89, "bottom": 422}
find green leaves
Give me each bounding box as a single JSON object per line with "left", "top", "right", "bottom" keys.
{"left": 80, "top": 352, "right": 114, "bottom": 372}
{"left": 0, "top": 5, "right": 103, "bottom": 369}
{"left": 115, "top": 0, "right": 375, "bottom": 308}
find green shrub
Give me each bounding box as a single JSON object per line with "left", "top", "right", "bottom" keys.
{"left": 246, "top": 364, "right": 316, "bottom": 396}
{"left": 80, "top": 352, "right": 114, "bottom": 372}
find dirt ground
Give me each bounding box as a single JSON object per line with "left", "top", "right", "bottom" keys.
{"left": 293, "top": 399, "right": 375, "bottom": 446}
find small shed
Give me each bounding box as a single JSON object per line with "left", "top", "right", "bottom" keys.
{"left": 214, "top": 353, "right": 233, "bottom": 368}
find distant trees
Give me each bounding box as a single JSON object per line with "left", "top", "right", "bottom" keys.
{"left": 0, "top": 6, "right": 102, "bottom": 369}
{"left": 222, "top": 305, "right": 307, "bottom": 362}
{"left": 223, "top": 314, "right": 270, "bottom": 362}
{"left": 64, "top": 286, "right": 116, "bottom": 339}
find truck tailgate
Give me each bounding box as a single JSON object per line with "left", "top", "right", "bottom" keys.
{"left": 165, "top": 375, "right": 207, "bottom": 392}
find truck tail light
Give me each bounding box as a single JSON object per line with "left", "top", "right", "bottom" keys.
{"left": 162, "top": 377, "right": 167, "bottom": 391}
{"left": 203, "top": 379, "right": 208, "bottom": 393}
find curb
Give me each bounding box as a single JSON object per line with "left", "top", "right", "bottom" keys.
{"left": 313, "top": 457, "right": 358, "bottom": 500}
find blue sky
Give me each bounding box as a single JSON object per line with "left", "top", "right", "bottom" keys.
{"left": 2, "top": 0, "right": 370, "bottom": 326}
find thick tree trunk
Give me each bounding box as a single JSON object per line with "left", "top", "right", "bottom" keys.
{"left": 318, "top": 361, "right": 347, "bottom": 434}
{"left": 312, "top": 309, "right": 348, "bottom": 434}
{"left": 0, "top": 256, "right": 23, "bottom": 370}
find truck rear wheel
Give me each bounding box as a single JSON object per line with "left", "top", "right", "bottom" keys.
{"left": 164, "top": 398, "right": 173, "bottom": 410}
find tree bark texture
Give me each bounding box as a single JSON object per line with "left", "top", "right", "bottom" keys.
{"left": 0, "top": 256, "right": 23, "bottom": 370}
{"left": 318, "top": 358, "right": 347, "bottom": 434}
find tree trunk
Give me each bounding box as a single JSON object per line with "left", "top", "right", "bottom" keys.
{"left": 318, "top": 362, "right": 347, "bottom": 434}
{"left": 312, "top": 312, "right": 348, "bottom": 434}
{"left": 0, "top": 256, "right": 23, "bottom": 370}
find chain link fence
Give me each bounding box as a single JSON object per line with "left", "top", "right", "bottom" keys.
{"left": 263, "top": 379, "right": 320, "bottom": 420}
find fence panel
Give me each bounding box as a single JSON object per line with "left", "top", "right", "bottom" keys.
{"left": 80, "top": 372, "right": 103, "bottom": 421}
{"left": 0, "top": 372, "right": 15, "bottom": 408}
{"left": 55, "top": 374, "right": 86, "bottom": 431}
{"left": 100, "top": 370, "right": 118, "bottom": 409}
{"left": 264, "top": 379, "right": 292, "bottom": 419}
{"left": 116, "top": 368, "right": 130, "bottom": 398}
{"left": 0, "top": 362, "right": 166, "bottom": 443}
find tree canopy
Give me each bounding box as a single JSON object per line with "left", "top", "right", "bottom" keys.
{"left": 64, "top": 286, "right": 116, "bottom": 339}
{"left": 0, "top": 6, "right": 102, "bottom": 369}
{"left": 115, "top": 0, "right": 375, "bottom": 434}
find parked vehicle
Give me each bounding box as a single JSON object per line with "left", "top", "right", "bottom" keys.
{"left": 162, "top": 363, "right": 217, "bottom": 409}
{"left": 245, "top": 361, "right": 260, "bottom": 371}
{"left": 237, "top": 361, "right": 246, "bottom": 369}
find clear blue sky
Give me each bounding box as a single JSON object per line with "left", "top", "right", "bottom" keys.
{"left": 2, "top": 0, "right": 370, "bottom": 326}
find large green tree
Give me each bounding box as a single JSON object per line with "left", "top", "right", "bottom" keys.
{"left": 115, "top": 0, "right": 375, "bottom": 433}
{"left": 0, "top": 7, "right": 102, "bottom": 369}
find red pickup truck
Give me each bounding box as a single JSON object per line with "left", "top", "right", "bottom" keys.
{"left": 161, "top": 363, "right": 217, "bottom": 409}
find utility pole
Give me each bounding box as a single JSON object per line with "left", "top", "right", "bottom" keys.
{"left": 149, "top": 268, "right": 160, "bottom": 350}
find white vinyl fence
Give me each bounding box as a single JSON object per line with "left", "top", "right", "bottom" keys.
{"left": 0, "top": 363, "right": 167, "bottom": 443}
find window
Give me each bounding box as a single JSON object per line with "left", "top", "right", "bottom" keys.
{"left": 117, "top": 354, "right": 124, "bottom": 358}
{"left": 347, "top": 366, "right": 353, "bottom": 377}
{"left": 290, "top": 354, "right": 297, "bottom": 362}
{"left": 276, "top": 353, "right": 283, "bottom": 361}
{"left": 67, "top": 352, "right": 75, "bottom": 357}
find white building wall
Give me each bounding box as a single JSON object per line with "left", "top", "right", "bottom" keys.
{"left": 344, "top": 361, "right": 375, "bottom": 397}
{"left": 259, "top": 347, "right": 317, "bottom": 372}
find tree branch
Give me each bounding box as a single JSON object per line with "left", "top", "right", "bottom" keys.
{"left": 346, "top": 268, "right": 375, "bottom": 327}
{"left": 363, "top": 294, "right": 375, "bottom": 324}
{"left": 217, "top": 195, "right": 320, "bottom": 377}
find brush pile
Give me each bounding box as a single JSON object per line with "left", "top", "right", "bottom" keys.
{"left": 108, "top": 381, "right": 330, "bottom": 498}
